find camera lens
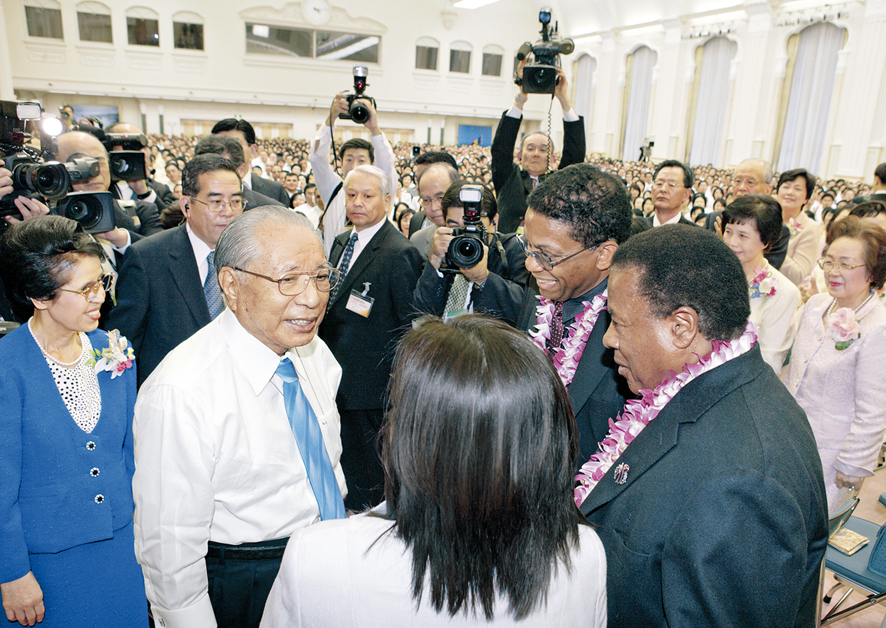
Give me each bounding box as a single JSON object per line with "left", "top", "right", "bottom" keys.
{"left": 449, "top": 235, "right": 484, "bottom": 268}
{"left": 63, "top": 197, "right": 100, "bottom": 228}
{"left": 111, "top": 157, "right": 130, "bottom": 175}
{"left": 14, "top": 162, "right": 69, "bottom": 200}
{"left": 349, "top": 101, "right": 370, "bottom": 124}
{"left": 528, "top": 66, "right": 556, "bottom": 91}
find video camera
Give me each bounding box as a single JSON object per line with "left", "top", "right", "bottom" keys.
{"left": 515, "top": 7, "right": 575, "bottom": 95}
{"left": 0, "top": 101, "right": 116, "bottom": 233}
{"left": 442, "top": 184, "right": 487, "bottom": 272}
{"left": 102, "top": 132, "right": 148, "bottom": 182}
{"left": 339, "top": 66, "right": 377, "bottom": 124}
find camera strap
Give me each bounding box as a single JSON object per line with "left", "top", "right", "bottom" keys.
{"left": 317, "top": 181, "right": 343, "bottom": 229}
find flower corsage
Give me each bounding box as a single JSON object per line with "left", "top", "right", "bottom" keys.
{"left": 827, "top": 308, "right": 861, "bottom": 351}
{"left": 87, "top": 329, "right": 135, "bottom": 378}
{"left": 749, "top": 267, "right": 777, "bottom": 299}
{"left": 788, "top": 218, "right": 803, "bottom": 238}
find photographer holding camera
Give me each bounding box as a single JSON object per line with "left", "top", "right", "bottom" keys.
{"left": 491, "top": 59, "right": 585, "bottom": 235}
{"left": 309, "top": 67, "right": 396, "bottom": 259}
{"left": 414, "top": 181, "right": 528, "bottom": 326}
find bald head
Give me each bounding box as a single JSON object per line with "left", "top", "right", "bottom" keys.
{"left": 56, "top": 131, "right": 111, "bottom": 192}
{"left": 519, "top": 133, "right": 553, "bottom": 177}
{"left": 733, "top": 159, "right": 773, "bottom": 198}
{"left": 108, "top": 122, "right": 142, "bottom": 135}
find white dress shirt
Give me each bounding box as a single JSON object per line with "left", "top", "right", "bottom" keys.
{"left": 260, "top": 504, "right": 607, "bottom": 628}
{"left": 186, "top": 224, "right": 214, "bottom": 285}
{"left": 133, "top": 309, "right": 345, "bottom": 628}
{"left": 308, "top": 124, "right": 396, "bottom": 259}
{"left": 339, "top": 220, "right": 385, "bottom": 271}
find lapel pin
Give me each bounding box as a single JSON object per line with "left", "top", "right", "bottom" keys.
{"left": 361, "top": 282, "right": 371, "bottom": 296}
{"left": 613, "top": 462, "right": 629, "bottom": 485}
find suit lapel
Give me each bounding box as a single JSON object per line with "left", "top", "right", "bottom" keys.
{"left": 568, "top": 309, "right": 611, "bottom": 413}
{"left": 329, "top": 222, "right": 390, "bottom": 308}
{"left": 168, "top": 225, "right": 210, "bottom": 323}
{"left": 329, "top": 233, "right": 346, "bottom": 266}
{"left": 580, "top": 346, "right": 763, "bottom": 514}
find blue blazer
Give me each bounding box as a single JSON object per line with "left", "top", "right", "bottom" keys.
{"left": 0, "top": 325, "right": 137, "bottom": 584}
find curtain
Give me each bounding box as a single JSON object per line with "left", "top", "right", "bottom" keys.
{"left": 776, "top": 22, "right": 845, "bottom": 174}
{"left": 574, "top": 54, "right": 597, "bottom": 144}
{"left": 688, "top": 37, "right": 736, "bottom": 168}
{"left": 621, "top": 46, "right": 656, "bottom": 162}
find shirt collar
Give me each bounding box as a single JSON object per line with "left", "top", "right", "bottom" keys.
{"left": 563, "top": 276, "right": 608, "bottom": 323}
{"left": 653, "top": 211, "right": 682, "bottom": 227}
{"left": 243, "top": 171, "right": 253, "bottom": 190}
{"left": 219, "top": 308, "right": 292, "bottom": 396}
{"left": 351, "top": 218, "right": 386, "bottom": 247}
{"left": 186, "top": 222, "right": 214, "bottom": 259}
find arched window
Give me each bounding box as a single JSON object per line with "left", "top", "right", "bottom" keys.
{"left": 449, "top": 41, "right": 472, "bottom": 74}
{"left": 77, "top": 2, "right": 111, "bottom": 43}
{"left": 775, "top": 22, "right": 846, "bottom": 173}
{"left": 574, "top": 54, "right": 597, "bottom": 142}
{"left": 621, "top": 46, "right": 657, "bottom": 162}
{"left": 688, "top": 37, "right": 737, "bottom": 168}
{"left": 482, "top": 44, "right": 503, "bottom": 77}
{"left": 416, "top": 36, "right": 439, "bottom": 71}
{"left": 126, "top": 6, "right": 159, "bottom": 46}
{"left": 24, "top": 0, "right": 63, "bottom": 39}
{"left": 173, "top": 11, "right": 204, "bottom": 50}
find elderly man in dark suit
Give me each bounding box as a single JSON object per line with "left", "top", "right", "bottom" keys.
{"left": 517, "top": 164, "right": 632, "bottom": 466}
{"left": 491, "top": 65, "right": 585, "bottom": 234}
{"left": 107, "top": 154, "right": 244, "bottom": 386}
{"left": 579, "top": 224, "right": 828, "bottom": 627}
{"left": 319, "top": 164, "right": 423, "bottom": 511}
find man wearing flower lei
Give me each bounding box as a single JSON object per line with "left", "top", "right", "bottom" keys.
{"left": 577, "top": 224, "right": 828, "bottom": 627}
{"left": 519, "top": 164, "right": 633, "bottom": 466}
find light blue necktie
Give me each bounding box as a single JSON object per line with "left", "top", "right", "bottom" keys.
{"left": 203, "top": 250, "right": 224, "bottom": 320}
{"left": 276, "top": 358, "right": 346, "bottom": 520}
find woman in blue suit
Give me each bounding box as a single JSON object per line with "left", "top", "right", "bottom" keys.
{"left": 0, "top": 216, "right": 147, "bottom": 627}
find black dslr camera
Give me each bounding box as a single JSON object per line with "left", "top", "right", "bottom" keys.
{"left": 515, "top": 7, "right": 575, "bottom": 95}
{"left": 339, "top": 66, "right": 377, "bottom": 124}
{"left": 443, "top": 184, "right": 487, "bottom": 271}
{"left": 0, "top": 101, "right": 70, "bottom": 219}
{"left": 102, "top": 132, "right": 148, "bottom": 182}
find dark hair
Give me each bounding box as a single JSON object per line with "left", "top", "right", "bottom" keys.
{"left": 181, "top": 153, "right": 241, "bottom": 197}
{"left": 874, "top": 162, "right": 886, "bottom": 185}
{"left": 414, "top": 150, "right": 458, "bottom": 171}
{"left": 611, "top": 224, "right": 750, "bottom": 341}
{"left": 528, "top": 163, "right": 632, "bottom": 247}
{"left": 303, "top": 182, "right": 316, "bottom": 193}
{"left": 825, "top": 216, "right": 886, "bottom": 290}
{"left": 630, "top": 216, "right": 652, "bottom": 237}
{"left": 653, "top": 159, "right": 694, "bottom": 189}
{"left": 0, "top": 215, "right": 105, "bottom": 321}
{"left": 777, "top": 168, "right": 816, "bottom": 200}
{"left": 849, "top": 201, "right": 886, "bottom": 220}
{"left": 194, "top": 134, "right": 246, "bottom": 168}
{"left": 441, "top": 180, "right": 498, "bottom": 221}
{"left": 339, "top": 138, "right": 374, "bottom": 164}
{"left": 211, "top": 118, "right": 256, "bottom": 146}
{"left": 713, "top": 197, "right": 727, "bottom": 212}
{"left": 723, "top": 194, "right": 783, "bottom": 251}
{"left": 384, "top": 315, "right": 581, "bottom": 620}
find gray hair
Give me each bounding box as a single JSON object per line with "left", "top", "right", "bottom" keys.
{"left": 737, "top": 158, "right": 773, "bottom": 183}
{"left": 214, "top": 206, "right": 318, "bottom": 274}
{"left": 345, "top": 164, "right": 390, "bottom": 197}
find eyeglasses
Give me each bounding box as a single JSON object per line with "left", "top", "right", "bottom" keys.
{"left": 420, "top": 193, "right": 445, "bottom": 208}
{"left": 818, "top": 259, "right": 866, "bottom": 273}
{"left": 58, "top": 274, "right": 113, "bottom": 302}
{"left": 233, "top": 266, "right": 342, "bottom": 296}
{"left": 189, "top": 195, "right": 246, "bottom": 213}
{"left": 516, "top": 234, "right": 589, "bottom": 271}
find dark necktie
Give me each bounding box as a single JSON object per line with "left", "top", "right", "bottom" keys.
{"left": 329, "top": 231, "right": 358, "bottom": 302}
{"left": 276, "top": 358, "right": 346, "bottom": 521}
{"left": 203, "top": 250, "right": 224, "bottom": 320}
{"left": 547, "top": 301, "right": 565, "bottom": 355}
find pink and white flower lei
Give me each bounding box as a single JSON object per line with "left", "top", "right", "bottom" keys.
{"left": 574, "top": 320, "right": 758, "bottom": 506}
{"left": 530, "top": 291, "right": 608, "bottom": 389}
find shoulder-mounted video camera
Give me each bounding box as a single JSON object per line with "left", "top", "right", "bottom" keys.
{"left": 442, "top": 184, "right": 487, "bottom": 272}
{"left": 102, "top": 132, "right": 148, "bottom": 182}
{"left": 515, "top": 7, "right": 575, "bottom": 95}
{"left": 0, "top": 101, "right": 115, "bottom": 233}
{"left": 339, "top": 66, "right": 377, "bottom": 124}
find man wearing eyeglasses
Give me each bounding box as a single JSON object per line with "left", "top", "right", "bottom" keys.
{"left": 649, "top": 160, "right": 697, "bottom": 228}
{"left": 107, "top": 154, "right": 244, "bottom": 387}
{"left": 133, "top": 206, "right": 346, "bottom": 628}
{"left": 408, "top": 162, "right": 460, "bottom": 257}
{"left": 517, "top": 164, "right": 633, "bottom": 468}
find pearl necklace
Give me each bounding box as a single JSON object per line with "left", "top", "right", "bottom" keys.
{"left": 826, "top": 291, "right": 875, "bottom": 318}
{"left": 28, "top": 320, "right": 84, "bottom": 368}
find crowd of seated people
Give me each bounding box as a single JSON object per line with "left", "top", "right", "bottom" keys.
{"left": 1, "top": 73, "right": 885, "bottom": 628}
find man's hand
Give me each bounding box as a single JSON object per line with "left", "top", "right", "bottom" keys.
{"left": 554, "top": 66, "right": 571, "bottom": 110}
{"left": 358, "top": 98, "right": 382, "bottom": 136}
{"left": 514, "top": 59, "right": 529, "bottom": 108}
{"left": 3, "top": 195, "right": 51, "bottom": 225}
{"left": 460, "top": 243, "right": 490, "bottom": 285}
{"left": 94, "top": 227, "right": 130, "bottom": 249}
{"left": 2, "top": 571, "right": 45, "bottom": 626}
{"left": 0, "top": 166, "right": 12, "bottom": 200}
{"left": 327, "top": 93, "right": 350, "bottom": 128}
{"left": 429, "top": 226, "right": 454, "bottom": 270}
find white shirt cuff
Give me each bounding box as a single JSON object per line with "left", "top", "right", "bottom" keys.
{"left": 506, "top": 105, "right": 523, "bottom": 119}
{"left": 111, "top": 230, "right": 133, "bottom": 254}
{"left": 150, "top": 595, "right": 218, "bottom": 628}
{"left": 563, "top": 108, "right": 579, "bottom": 122}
